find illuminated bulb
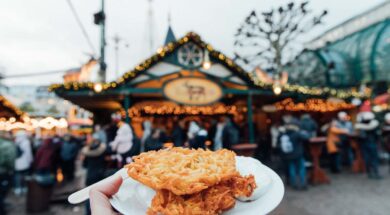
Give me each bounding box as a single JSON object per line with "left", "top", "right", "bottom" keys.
{"left": 202, "top": 61, "right": 211, "bottom": 70}
{"left": 202, "top": 50, "right": 211, "bottom": 70}
{"left": 94, "top": 83, "right": 103, "bottom": 93}
{"left": 273, "top": 84, "right": 282, "bottom": 95}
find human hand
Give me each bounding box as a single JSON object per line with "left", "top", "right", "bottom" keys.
{"left": 89, "top": 174, "right": 123, "bottom": 215}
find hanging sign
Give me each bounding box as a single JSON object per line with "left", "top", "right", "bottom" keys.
{"left": 163, "top": 77, "right": 223, "bottom": 106}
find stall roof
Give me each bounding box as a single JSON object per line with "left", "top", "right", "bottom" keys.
{"left": 0, "top": 95, "right": 24, "bottom": 119}
{"left": 50, "top": 32, "right": 256, "bottom": 93}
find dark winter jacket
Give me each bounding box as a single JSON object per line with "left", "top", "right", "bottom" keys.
{"left": 34, "top": 139, "right": 59, "bottom": 173}
{"left": 355, "top": 120, "right": 379, "bottom": 145}
{"left": 278, "top": 128, "right": 308, "bottom": 160}
{"left": 172, "top": 126, "right": 186, "bottom": 147}
{"left": 82, "top": 142, "right": 107, "bottom": 185}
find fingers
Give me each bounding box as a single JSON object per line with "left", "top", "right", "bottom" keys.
{"left": 89, "top": 175, "right": 123, "bottom": 215}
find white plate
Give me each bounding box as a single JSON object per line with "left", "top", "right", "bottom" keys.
{"left": 110, "top": 157, "right": 284, "bottom": 215}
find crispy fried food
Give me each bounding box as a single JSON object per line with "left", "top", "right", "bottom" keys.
{"left": 147, "top": 175, "right": 257, "bottom": 215}
{"left": 126, "top": 148, "right": 238, "bottom": 195}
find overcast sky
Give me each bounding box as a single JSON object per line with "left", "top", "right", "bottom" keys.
{"left": 0, "top": 0, "right": 385, "bottom": 86}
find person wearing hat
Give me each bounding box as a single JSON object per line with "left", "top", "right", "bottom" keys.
{"left": 355, "top": 112, "right": 381, "bottom": 179}
{"left": 326, "top": 112, "right": 351, "bottom": 173}
{"left": 278, "top": 116, "right": 309, "bottom": 190}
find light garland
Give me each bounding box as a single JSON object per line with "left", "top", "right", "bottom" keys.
{"left": 49, "top": 32, "right": 255, "bottom": 93}
{"left": 0, "top": 116, "right": 68, "bottom": 131}
{"left": 121, "top": 102, "right": 246, "bottom": 117}
{"left": 48, "top": 32, "right": 370, "bottom": 100}
{"left": 274, "top": 98, "right": 356, "bottom": 112}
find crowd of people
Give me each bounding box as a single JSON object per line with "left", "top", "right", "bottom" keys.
{"left": 1, "top": 110, "right": 390, "bottom": 214}
{"left": 0, "top": 115, "right": 241, "bottom": 214}
{"left": 272, "top": 111, "right": 390, "bottom": 191}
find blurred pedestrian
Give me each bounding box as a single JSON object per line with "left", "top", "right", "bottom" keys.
{"left": 34, "top": 138, "right": 58, "bottom": 186}
{"left": 93, "top": 125, "right": 107, "bottom": 145}
{"left": 337, "top": 112, "right": 354, "bottom": 167}
{"left": 0, "top": 132, "right": 16, "bottom": 215}
{"left": 141, "top": 120, "right": 152, "bottom": 152}
{"left": 105, "top": 114, "right": 120, "bottom": 143}
{"left": 355, "top": 112, "right": 381, "bottom": 179}
{"left": 82, "top": 134, "right": 107, "bottom": 215}
{"left": 109, "top": 120, "right": 139, "bottom": 168}
{"left": 60, "top": 134, "right": 79, "bottom": 181}
{"left": 213, "top": 120, "right": 225, "bottom": 151}
{"left": 172, "top": 120, "right": 186, "bottom": 147}
{"left": 187, "top": 121, "right": 208, "bottom": 149}
{"left": 144, "top": 129, "right": 164, "bottom": 152}
{"left": 382, "top": 112, "right": 390, "bottom": 173}
{"left": 300, "top": 114, "right": 318, "bottom": 138}
{"left": 326, "top": 112, "right": 351, "bottom": 173}
{"left": 278, "top": 120, "right": 309, "bottom": 190}
{"left": 222, "top": 117, "right": 239, "bottom": 149}
{"left": 14, "top": 130, "right": 33, "bottom": 196}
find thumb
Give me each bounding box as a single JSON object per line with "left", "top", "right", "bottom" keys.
{"left": 89, "top": 175, "right": 123, "bottom": 215}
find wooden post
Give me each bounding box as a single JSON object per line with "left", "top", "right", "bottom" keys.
{"left": 247, "top": 92, "right": 255, "bottom": 143}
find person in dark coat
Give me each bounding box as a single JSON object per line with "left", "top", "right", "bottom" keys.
{"left": 299, "top": 114, "right": 318, "bottom": 138}
{"left": 0, "top": 133, "right": 16, "bottom": 215}
{"left": 278, "top": 121, "right": 309, "bottom": 190}
{"left": 355, "top": 112, "right": 381, "bottom": 179}
{"left": 382, "top": 113, "right": 390, "bottom": 173}
{"left": 144, "top": 129, "right": 164, "bottom": 152}
{"left": 222, "top": 117, "right": 239, "bottom": 149}
{"left": 171, "top": 120, "right": 186, "bottom": 147}
{"left": 81, "top": 135, "right": 107, "bottom": 215}
{"left": 34, "top": 138, "right": 59, "bottom": 176}
{"left": 187, "top": 122, "right": 208, "bottom": 149}
{"left": 60, "top": 134, "right": 79, "bottom": 182}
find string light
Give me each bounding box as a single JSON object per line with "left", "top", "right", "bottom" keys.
{"left": 0, "top": 117, "right": 68, "bottom": 131}
{"left": 273, "top": 83, "right": 282, "bottom": 95}
{"left": 274, "top": 98, "right": 355, "bottom": 112}
{"left": 122, "top": 102, "right": 246, "bottom": 117}
{"left": 93, "top": 83, "right": 103, "bottom": 93}
{"left": 202, "top": 49, "right": 211, "bottom": 70}
{"left": 48, "top": 32, "right": 370, "bottom": 100}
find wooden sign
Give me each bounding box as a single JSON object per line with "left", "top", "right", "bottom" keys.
{"left": 163, "top": 77, "right": 223, "bottom": 106}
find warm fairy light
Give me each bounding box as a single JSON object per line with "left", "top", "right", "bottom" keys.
{"left": 274, "top": 98, "right": 355, "bottom": 113}
{"left": 273, "top": 84, "right": 282, "bottom": 95}
{"left": 202, "top": 61, "right": 211, "bottom": 70}
{"left": 56, "top": 169, "right": 64, "bottom": 183}
{"left": 0, "top": 117, "right": 68, "bottom": 131}
{"left": 93, "top": 83, "right": 103, "bottom": 93}
{"left": 202, "top": 50, "right": 211, "bottom": 70}
{"left": 123, "top": 102, "right": 245, "bottom": 117}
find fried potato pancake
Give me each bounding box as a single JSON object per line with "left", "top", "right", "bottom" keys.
{"left": 147, "top": 175, "right": 256, "bottom": 215}
{"left": 126, "top": 148, "right": 238, "bottom": 195}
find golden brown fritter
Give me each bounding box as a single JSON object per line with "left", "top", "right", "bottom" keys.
{"left": 126, "top": 148, "right": 238, "bottom": 195}
{"left": 146, "top": 175, "right": 256, "bottom": 215}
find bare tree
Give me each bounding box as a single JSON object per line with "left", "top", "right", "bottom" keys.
{"left": 234, "top": 1, "right": 327, "bottom": 73}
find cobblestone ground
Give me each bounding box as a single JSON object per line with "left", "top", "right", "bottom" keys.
{"left": 7, "top": 166, "right": 390, "bottom": 215}
{"left": 271, "top": 166, "right": 390, "bottom": 215}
